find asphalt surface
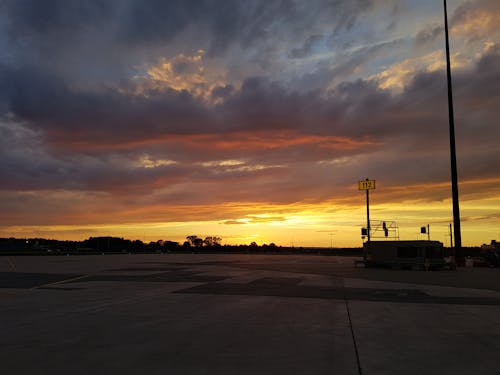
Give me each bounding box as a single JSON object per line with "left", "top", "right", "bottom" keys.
{"left": 2, "top": 254, "right": 500, "bottom": 374}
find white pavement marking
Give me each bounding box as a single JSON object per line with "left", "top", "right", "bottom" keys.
{"left": 30, "top": 274, "right": 91, "bottom": 290}
{"left": 65, "top": 284, "right": 204, "bottom": 314}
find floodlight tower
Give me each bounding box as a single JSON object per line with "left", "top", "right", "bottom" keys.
{"left": 444, "top": 0, "right": 462, "bottom": 262}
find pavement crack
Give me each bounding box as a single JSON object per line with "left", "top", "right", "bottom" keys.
{"left": 344, "top": 283, "right": 363, "bottom": 375}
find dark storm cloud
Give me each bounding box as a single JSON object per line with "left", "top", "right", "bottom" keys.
{"left": 0, "top": 0, "right": 379, "bottom": 97}
{"left": 204, "top": 0, "right": 374, "bottom": 56}
{"left": 415, "top": 25, "right": 442, "bottom": 46}
{"left": 211, "top": 84, "right": 235, "bottom": 101}
{"left": 116, "top": 0, "right": 207, "bottom": 44}
{"left": 289, "top": 34, "right": 324, "bottom": 59}
{"left": 2, "top": 0, "right": 112, "bottom": 36}
{"left": 0, "top": 0, "right": 499, "bottom": 211}
{"left": 0, "top": 0, "right": 379, "bottom": 139}
{"left": 0, "top": 64, "right": 212, "bottom": 139}
{"left": 1, "top": 43, "right": 499, "bottom": 155}
{"left": 290, "top": 37, "right": 406, "bottom": 92}
{"left": 0, "top": 120, "right": 184, "bottom": 193}
{"left": 215, "top": 77, "right": 322, "bottom": 132}
{"left": 1, "top": 0, "right": 374, "bottom": 57}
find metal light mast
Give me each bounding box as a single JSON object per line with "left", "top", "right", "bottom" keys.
{"left": 444, "top": 0, "right": 462, "bottom": 262}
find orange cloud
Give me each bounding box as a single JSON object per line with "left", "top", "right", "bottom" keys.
{"left": 452, "top": 3, "right": 500, "bottom": 42}
{"left": 371, "top": 50, "right": 469, "bottom": 92}
{"left": 132, "top": 50, "right": 230, "bottom": 103}
{"left": 50, "top": 130, "right": 376, "bottom": 154}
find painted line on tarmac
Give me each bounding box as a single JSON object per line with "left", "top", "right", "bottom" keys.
{"left": 30, "top": 274, "right": 90, "bottom": 290}
{"left": 67, "top": 285, "right": 202, "bottom": 313}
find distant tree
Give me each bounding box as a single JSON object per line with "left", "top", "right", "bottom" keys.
{"left": 164, "top": 241, "right": 180, "bottom": 251}
{"left": 145, "top": 241, "right": 157, "bottom": 251}
{"left": 186, "top": 235, "right": 204, "bottom": 248}
{"left": 249, "top": 241, "right": 258, "bottom": 248}
{"left": 203, "top": 236, "right": 222, "bottom": 247}
{"left": 133, "top": 240, "right": 144, "bottom": 252}
{"left": 186, "top": 235, "right": 199, "bottom": 247}
{"left": 83, "top": 236, "right": 135, "bottom": 252}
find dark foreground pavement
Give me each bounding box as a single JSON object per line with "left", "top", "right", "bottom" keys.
{"left": 1, "top": 254, "right": 500, "bottom": 374}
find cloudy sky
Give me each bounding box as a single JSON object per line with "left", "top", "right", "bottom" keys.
{"left": 0, "top": 0, "right": 499, "bottom": 247}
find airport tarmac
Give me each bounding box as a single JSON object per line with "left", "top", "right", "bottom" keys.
{"left": 1, "top": 253, "right": 500, "bottom": 375}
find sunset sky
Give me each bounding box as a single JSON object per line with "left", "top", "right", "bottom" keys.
{"left": 0, "top": 0, "right": 499, "bottom": 247}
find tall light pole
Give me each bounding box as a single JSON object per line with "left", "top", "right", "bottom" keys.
{"left": 444, "top": 0, "right": 462, "bottom": 262}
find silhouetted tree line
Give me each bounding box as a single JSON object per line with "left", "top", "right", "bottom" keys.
{"left": 184, "top": 235, "right": 222, "bottom": 248}
{"left": 0, "top": 235, "right": 289, "bottom": 255}
{"left": 2, "top": 236, "right": 490, "bottom": 258}
{"left": 18, "top": 236, "right": 483, "bottom": 257}
{"left": 0, "top": 236, "right": 186, "bottom": 254}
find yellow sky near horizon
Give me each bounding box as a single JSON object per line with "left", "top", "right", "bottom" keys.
{"left": 3, "top": 187, "right": 498, "bottom": 247}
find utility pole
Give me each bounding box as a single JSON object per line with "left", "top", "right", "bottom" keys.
{"left": 444, "top": 0, "right": 462, "bottom": 263}
{"left": 366, "top": 187, "right": 371, "bottom": 242}
{"left": 328, "top": 232, "right": 334, "bottom": 250}
{"left": 359, "top": 179, "right": 376, "bottom": 242}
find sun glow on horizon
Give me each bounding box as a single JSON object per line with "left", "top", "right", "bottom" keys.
{"left": 3, "top": 189, "right": 499, "bottom": 247}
